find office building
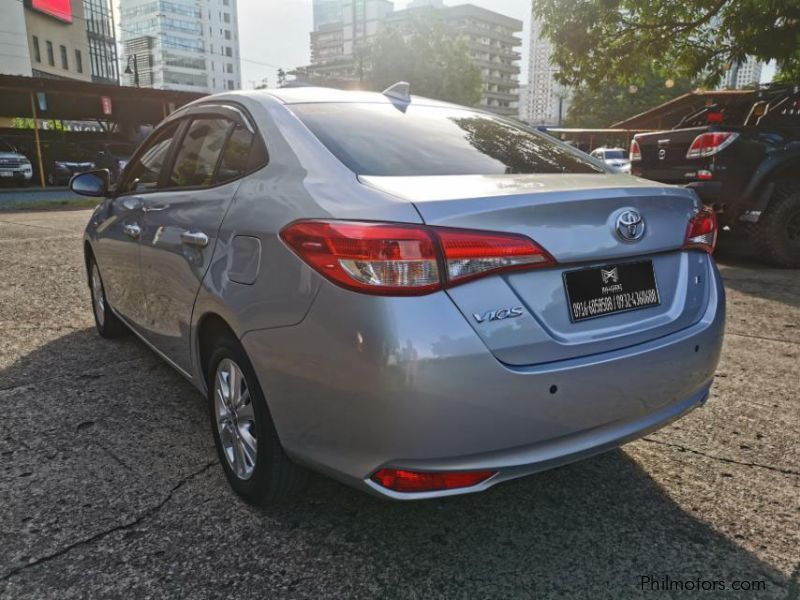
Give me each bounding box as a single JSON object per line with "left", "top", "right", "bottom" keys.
{"left": 1, "top": 0, "right": 119, "bottom": 84}
{"left": 84, "top": 0, "right": 119, "bottom": 84}
{"left": 520, "top": 16, "right": 570, "bottom": 125}
{"left": 722, "top": 58, "right": 764, "bottom": 89}
{"left": 307, "top": 1, "right": 522, "bottom": 117}
{"left": 313, "top": 0, "right": 342, "bottom": 31}
{"left": 119, "top": 0, "right": 242, "bottom": 93}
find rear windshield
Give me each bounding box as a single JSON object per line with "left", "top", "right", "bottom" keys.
{"left": 291, "top": 103, "right": 604, "bottom": 176}
{"left": 603, "top": 150, "right": 627, "bottom": 159}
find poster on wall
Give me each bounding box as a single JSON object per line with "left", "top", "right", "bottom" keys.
{"left": 28, "top": 0, "right": 73, "bottom": 23}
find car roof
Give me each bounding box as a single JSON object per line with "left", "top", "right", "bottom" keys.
{"left": 254, "top": 86, "right": 460, "bottom": 109}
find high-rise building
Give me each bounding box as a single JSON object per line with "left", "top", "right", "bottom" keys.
{"left": 119, "top": 0, "right": 242, "bottom": 93}
{"left": 307, "top": 1, "right": 522, "bottom": 117}
{"left": 723, "top": 58, "right": 764, "bottom": 89}
{"left": 521, "top": 17, "right": 570, "bottom": 125}
{"left": 84, "top": 0, "right": 119, "bottom": 84}
{"left": 313, "top": 0, "right": 343, "bottom": 31}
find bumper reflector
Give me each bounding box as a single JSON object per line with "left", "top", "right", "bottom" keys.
{"left": 371, "top": 468, "right": 496, "bottom": 493}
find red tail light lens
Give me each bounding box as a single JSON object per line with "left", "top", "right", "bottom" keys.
{"left": 280, "top": 220, "right": 555, "bottom": 295}
{"left": 686, "top": 132, "right": 739, "bottom": 159}
{"left": 630, "top": 139, "right": 642, "bottom": 162}
{"left": 436, "top": 228, "right": 554, "bottom": 285}
{"left": 684, "top": 206, "right": 718, "bottom": 254}
{"left": 371, "top": 468, "right": 496, "bottom": 493}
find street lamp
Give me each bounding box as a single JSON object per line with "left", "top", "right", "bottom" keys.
{"left": 124, "top": 54, "right": 140, "bottom": 87}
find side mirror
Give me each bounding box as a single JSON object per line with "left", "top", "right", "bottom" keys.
{"left": 70, "top": 170, "right": 110, "bottom": 197}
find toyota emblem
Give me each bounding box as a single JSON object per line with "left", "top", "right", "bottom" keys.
{"left": 616, "top": 210, "right": 645, "bottom": 242}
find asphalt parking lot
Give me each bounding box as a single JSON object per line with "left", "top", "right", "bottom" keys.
{"left": 0, "top": 208, "right": 798, "bottom": 599}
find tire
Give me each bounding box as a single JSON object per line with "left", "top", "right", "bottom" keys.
{"left": 89, "top": 258, "right": 128, "bottom": 338}
{"left": 207, "top": 336, "right": 306, "bottom": 504}
{"left": 751, "top": 183, "right": 800, "bottom": 268}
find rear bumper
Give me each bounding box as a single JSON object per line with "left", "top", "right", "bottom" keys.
{"left": 242, "top": 258, "right": 725, "bottom": 499}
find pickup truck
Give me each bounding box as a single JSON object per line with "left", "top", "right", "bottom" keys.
{"left": 631, "top": 85, "right": 800, "bottom": 267}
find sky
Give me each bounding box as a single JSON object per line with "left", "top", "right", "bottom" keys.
{"left": 237, "top": 0, "right": 532, "bottom": 89}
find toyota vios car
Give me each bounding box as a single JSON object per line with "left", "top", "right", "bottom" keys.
{"left": 74, "top": 85, "right": 725, "bottom": 503}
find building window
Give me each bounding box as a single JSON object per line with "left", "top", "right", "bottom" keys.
{"left": 46, "top": 41, "right": 54, "bottom": 66}
{"left": 32, "top": 36, "right": 41, "bottom": 62}
{"left": 227, "top": 80, "right": 234, "bottom": 90}
{"left": 60, "top": 45, "right": 68, "bottom": 69}
{"left": 226, "top": 63, "right": 233, "bottom": 74}
{"left": 223, "top": 0, "right": 229, "bottom": 5}
{"left": 75, "top": 49, "right": 83, "bottom": 73}
{"left": 223, "top": 13, "right": 230, "bottom": 23}
{"left": 224, "top": 30, "right": 231, "bottom": 40}
{"left": 225, "top": 46, "right": 232, "bottom": 57}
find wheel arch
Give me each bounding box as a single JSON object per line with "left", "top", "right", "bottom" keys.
{"left": 83, "top": 240, "right": 95, "bottom": 287}
{"left": 195, "top": 312, "right": 239, "bottom": 388}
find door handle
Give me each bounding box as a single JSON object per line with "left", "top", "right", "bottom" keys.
{"left": 181, "top": 230, "right": 209, "bottom": 248}
{"left": 123, "top": 223, "right": 141, "bottom": 239}
{"left": 143, "top": 204, "right": 168, "bottom": 212}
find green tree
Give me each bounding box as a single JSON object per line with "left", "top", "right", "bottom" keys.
{"left": 565, "top": 68, "right": 695, "bottom": 127}
{"left": 532, "top": 0, "right": 800, "bottom": 88}
{"left": 366, "top": 14, "right": 483, "bottom": 106}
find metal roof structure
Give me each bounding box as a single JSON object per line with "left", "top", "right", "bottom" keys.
{"left": 611, "top": 89, "right": 755, "bottom": 130}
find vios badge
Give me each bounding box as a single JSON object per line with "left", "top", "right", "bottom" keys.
{"left": 473, "top": 306, "right": 524, "bottom": 324}
{"left": 615, "top": 209, "right": 645, "bottom": 242}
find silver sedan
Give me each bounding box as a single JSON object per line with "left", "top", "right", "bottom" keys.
{"left": 74, "top": 85, "right": 725, "bottom": 502}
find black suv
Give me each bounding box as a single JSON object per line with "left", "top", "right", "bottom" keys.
{"left": 632, "top": 85, "right": 800, "bottom": 267}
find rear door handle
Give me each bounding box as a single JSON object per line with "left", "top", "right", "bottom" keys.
{"left": 143, "top": 203, "right": 168, "bottom": 212}
{"left": 123, "top": 223, "right": 141, "bottom": 239}
{"left": 181, "top": 230, "right": 209, "bottom": 248}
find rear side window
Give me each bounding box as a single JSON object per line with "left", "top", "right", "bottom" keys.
{"left": 217, "top": 124, "right": 254, "bottom": 183}
{"left": 168, "top": 118, "right": 232, "bottom": 188}
{"left": 291, "top": 103, "right": 604, "bottom": 176}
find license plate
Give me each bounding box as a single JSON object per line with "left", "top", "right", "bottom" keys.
{"left": 0, "top": 170, "right": 12, "bottom": 177}
{"left": 563, "top": 260, "right": 660, "bottom": 322}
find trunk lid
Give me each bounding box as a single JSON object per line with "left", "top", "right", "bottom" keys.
{"left": 361, "top": 173, "right": 711, "bottom": 366}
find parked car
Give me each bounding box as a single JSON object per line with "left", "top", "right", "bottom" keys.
{"left": 0, "top": 138, "right": 33, "bottom": 185}
{"left": 632, "top": 84, "right": 800, "bottom": 267}
{"left": 43, "top": 142, "right": 96, "bottom": 186}
{"left": 75, "top": 86, "right": 725, "bottom": 503}
{"left": 590, "top": 147, "right": 631, "bottom": 173}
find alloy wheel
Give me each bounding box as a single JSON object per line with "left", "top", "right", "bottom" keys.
{"left": 214, "top": 358, "right": 257, "bottom": 480}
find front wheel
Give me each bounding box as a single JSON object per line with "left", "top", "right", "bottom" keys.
{"left": 89, "top": 258, "right": 128, "bottom": 338}
{"left": 208, "top": 337, "right": 306, "bottom": 504}
{"left": 752, "top": 184, "right": 800, "bottom": 268}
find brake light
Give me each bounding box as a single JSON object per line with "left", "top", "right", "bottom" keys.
{"left": 630, "top": 139, "right": 642, "bottom": 162}
{"left": 371, "top": 468, "right": 496, "bottom": 493}
{"left": 280, "top": 220, "right": 555, "bottom": 295}
{"left": 686, "top": 132, "right": 739, "bottom": 159}
{"left": 436, "top": 228, "right": 554, "bottom": 285}
{"left": 683, "top": 206, "right": 718, "bottom": 253}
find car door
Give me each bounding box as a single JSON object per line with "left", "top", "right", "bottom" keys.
{"left": 93, "top": 122, "right": 181, "bottom": 330}
{"left": 138, "top": 107, "right": 258, "bottom": 373}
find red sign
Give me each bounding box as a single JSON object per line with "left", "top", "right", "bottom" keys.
{"left": 100, "top": 96, "right": 112, "bottom": 115}
{"left": 30, "top": 0, "right": 73, "bottom": 23}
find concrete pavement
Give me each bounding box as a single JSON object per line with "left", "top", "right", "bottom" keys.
{"left": 0, "top": 209, "right": 797, "bottom": 599}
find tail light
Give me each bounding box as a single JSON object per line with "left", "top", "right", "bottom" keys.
{"left": 371, "top": 468, "right": 496, "bottom": 493}
{"left": 280, "top": 220, "right": 555, "bottom": 296}
{"left": 630, "top": 139, "right": 642, "bottom": 162}
{"left": 686, "top": 132, "right": 738, "bottom": 159}
{"left": 683, "top": 206, "right": 718, "bottom": 254}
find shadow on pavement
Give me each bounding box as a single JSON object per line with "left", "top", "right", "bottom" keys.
{"left": 1, "top": 328, "right": 792, "bottom": 598}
